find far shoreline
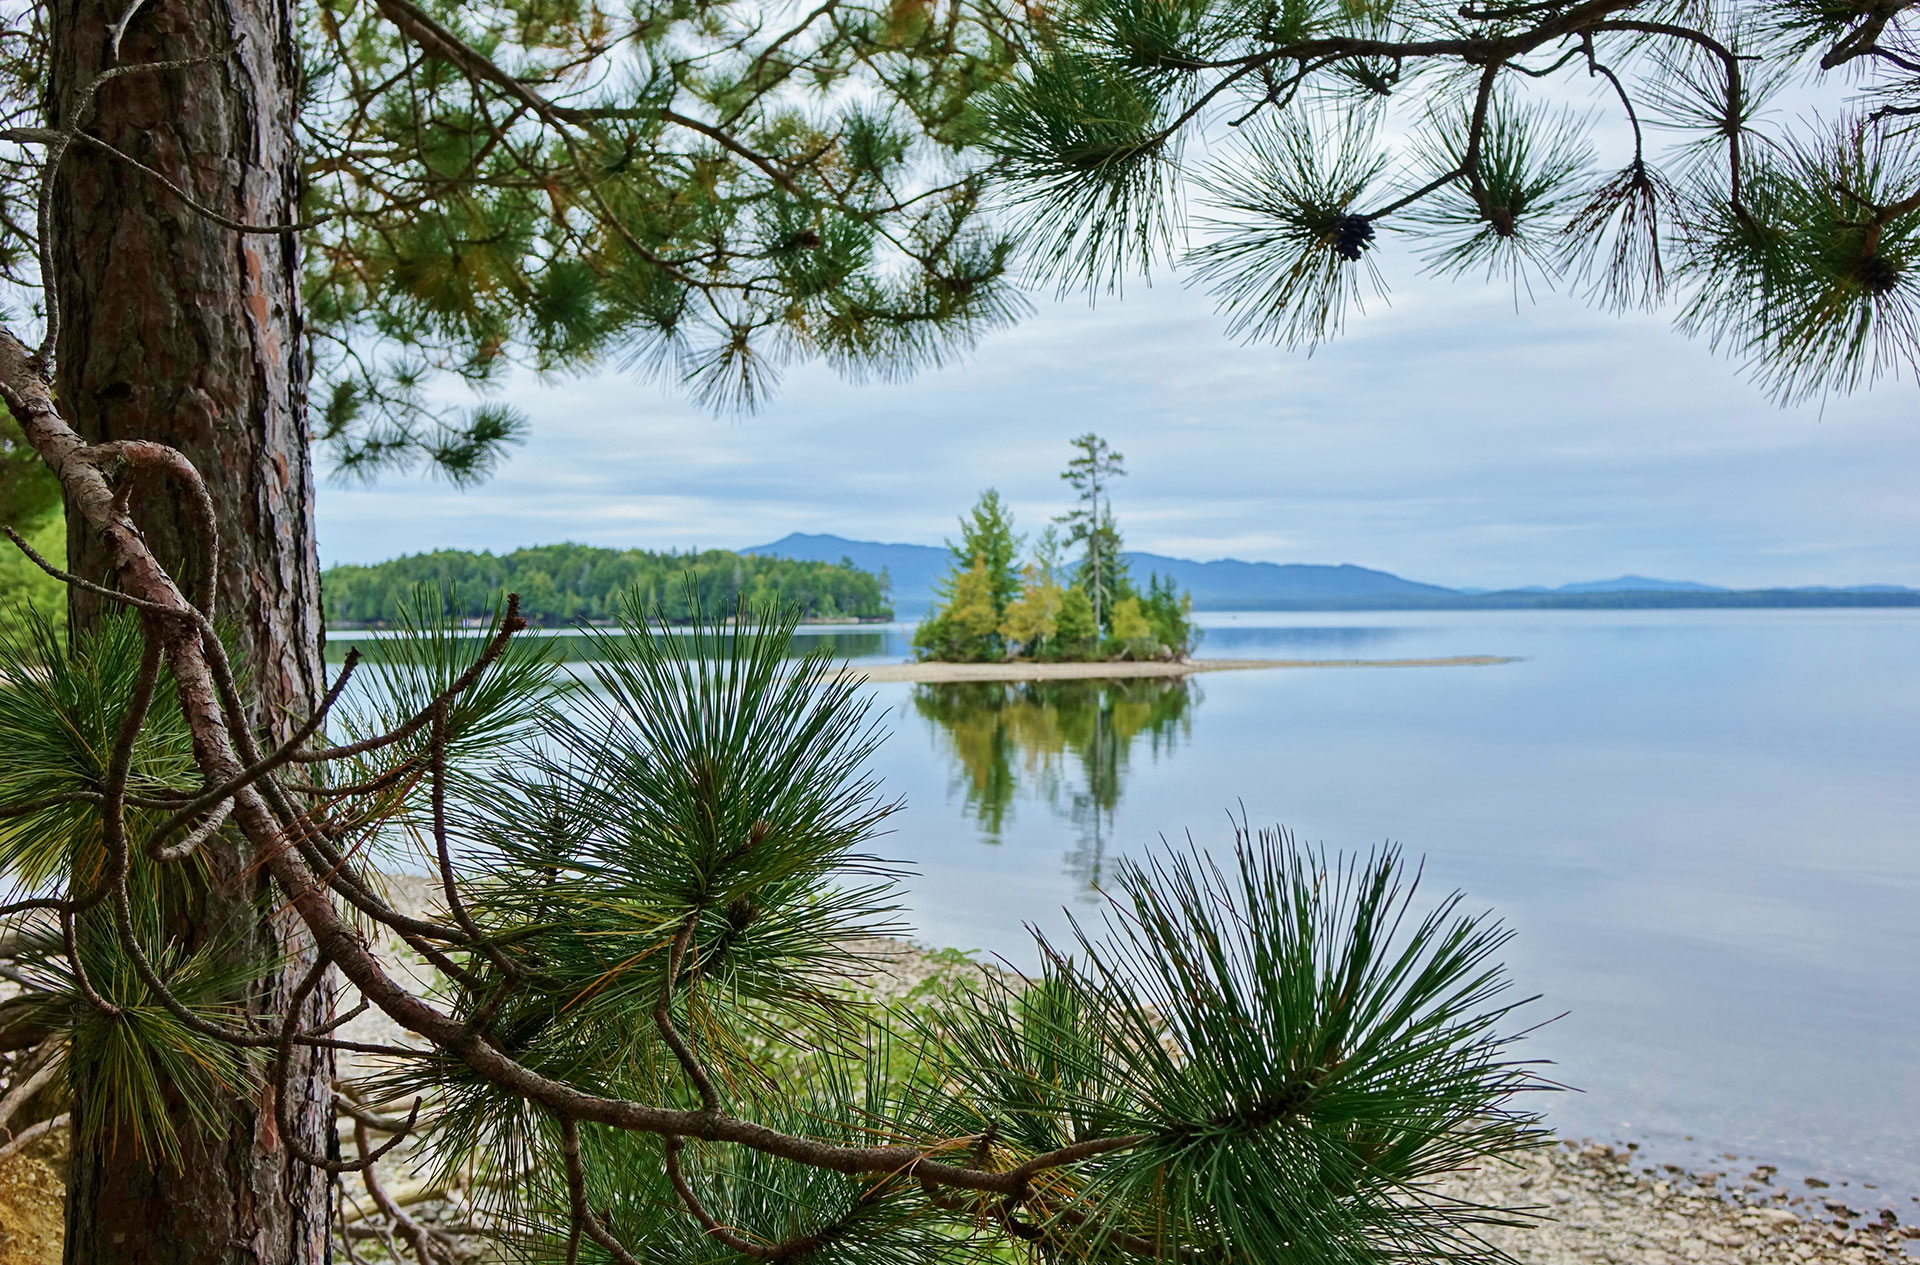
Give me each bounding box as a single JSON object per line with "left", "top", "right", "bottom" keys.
{"left": 840, "top": 655, "right": 1519, "bottom": 684}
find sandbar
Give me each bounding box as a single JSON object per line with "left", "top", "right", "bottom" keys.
{"left": 839, "top": 655, "right": 1518, "bottom": 684}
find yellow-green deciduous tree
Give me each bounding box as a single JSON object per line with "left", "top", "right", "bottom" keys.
{"left": 1000, "top": 562, "right": 1063, "bottom": 653}
{"left": 1109, "top": 596, "right": 1153, "bottom": 645}
{"left": 915, "top": 556, "right": 1005, "bottom": 661}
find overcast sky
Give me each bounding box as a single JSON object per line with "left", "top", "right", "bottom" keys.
{"left": 314, "top": 255, "right": 1919, "bottom": 591}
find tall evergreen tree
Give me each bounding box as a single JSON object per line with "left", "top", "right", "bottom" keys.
{"left": 917, "top": 488, "right": 1025, "bottom": 659}
{"left": 948, "top": 487, "right": 1025, "bottom": 617}
{"left": 0, "top": 0, "right": 1017, "bottom": 1255}
{"left": 1057, "top": 433, "right": 1126, "bottom": 630}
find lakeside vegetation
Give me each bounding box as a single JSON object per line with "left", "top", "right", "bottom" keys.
{"left": 320, "top": 543, "right": 891, "bottom": 626}
{"left": 0, "top": 406, "right": 63, "bottom": 619}
{"left": 323, "top": 625, "right": 892, "bottom": 663}
{"left": 915, "top": 435, "right": 1198, "bottom": 663}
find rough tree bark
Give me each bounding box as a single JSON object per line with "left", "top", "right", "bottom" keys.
{"left": 47, "top": 1, "right": 333, "bottom": 1261}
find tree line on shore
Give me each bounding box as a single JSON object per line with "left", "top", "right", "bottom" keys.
{"left": 914, "top": 435, "right": 1198, "bottom": 663}
{"left": 320, "top": 543, "right": 892, "bottom": 626}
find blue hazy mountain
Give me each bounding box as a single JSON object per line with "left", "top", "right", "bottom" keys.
{"left": 746, "top": 533, "right": 1475, "bottom": 614}
{"left": 1120, "top": 552, "right": 1455, "bottom": 607}
{"left": 1553, "top": 575, "right": 1726, "bottom": 593}
{"left": 741, "top": 534, "right": 951, "bottom": 614}
{"left": 742, "top": 532, "right": 1918, "bottom": 613}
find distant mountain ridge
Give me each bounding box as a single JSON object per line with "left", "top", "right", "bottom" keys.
{"left": 742, "top": 534, "right": 951, "bottom": 614}
{"left": 1551, "top": 574, "right": 1726, "bottom": 593}
{"left": 1120, "top": 553, "right": 1455, "bottom": 607}
{"left": 741, "top": 533, "right": 1919, "bottom": 614}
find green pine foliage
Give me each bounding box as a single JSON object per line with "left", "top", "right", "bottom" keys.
{"left": 978, "top": 0, "right": 1920, "bottom": 404}
{"left": 0, "top": 593, "right": 1549, "bottom": 1261}
{"left": 903, "top": 835, "right": 1548, "bottom": 1261}
{"left": 0, "top": 613, "right": 261, "bottom": 1166}
{"left": 0, "top": 0, "right": 1027, "bottom": 485}
{"left": 8, "top": 880, "right": 267, "bottom": 1167}
{"left": 0, "top": 610, "right": 198, "bottom": 890}
{"left": 290, "top": 0, "right": 1028, "bottom": 481}
{"left": 321, "top": 543, "right": 892, "bottom": 626}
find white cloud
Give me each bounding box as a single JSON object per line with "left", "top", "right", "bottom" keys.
{"left": 316, "top": 266, "right": 1919, "bottom": 590}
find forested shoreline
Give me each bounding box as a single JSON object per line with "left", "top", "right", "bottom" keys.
{"left": 321, "top": 543, "right": 891, "bottom": 626}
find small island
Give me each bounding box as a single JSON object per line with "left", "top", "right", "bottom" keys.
{"left": 913, "top": 435, "right": 1203, "bottom": 666}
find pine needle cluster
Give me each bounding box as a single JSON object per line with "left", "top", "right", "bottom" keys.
{"left": 979, "top": 0, "right": 1920, "bottom": 401}
{"left": 294, "top": 0, "right": 1029, "bottom": 478}
{"left": 0, "top": 588, "right": 1553, "bottom": 1263}
{"left": 0, "top": 0, "right": 1028, "bottom": 483}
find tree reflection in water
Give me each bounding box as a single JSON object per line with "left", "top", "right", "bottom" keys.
{"left": 909, "top": 677, "right": 1198, "bottom": 888}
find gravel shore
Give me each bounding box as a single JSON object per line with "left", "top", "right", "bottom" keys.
{"left": 1437, "top": 1141, "right": 1918, "bottom": 1265}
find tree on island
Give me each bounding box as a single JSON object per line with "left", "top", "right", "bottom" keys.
{"left": 912, "top": 489, "right": 1024, "bottom": 661}
{"left": 916, "top": 446, "right": 1196, "bottom": 662}
{"left": 1000, "top": 527, "right": 1070, "bottom": 653}
{"left": 1058, "top": 432, "right": 1128, "bottom": 632}
{"left": 0, "top": 0, "right": 1913, "bottom": 1256}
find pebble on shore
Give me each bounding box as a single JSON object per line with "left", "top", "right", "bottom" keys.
{"left": 1432, "top": 1140, "right": 1918, "bottom": 1265}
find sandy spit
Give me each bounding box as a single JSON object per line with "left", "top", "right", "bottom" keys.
{"left": 838, "top": 655, "right": 1519, "bottom": 684}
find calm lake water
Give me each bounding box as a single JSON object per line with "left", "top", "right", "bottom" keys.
{"left": 791, "top": 609, "right": 1920, "bottom": 1202}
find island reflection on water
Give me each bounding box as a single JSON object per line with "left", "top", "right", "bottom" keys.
{"left": 909, "top": 678, "right": 1197, "bottom": 891}
{"left": 864, "top": 610, "right": 1920, "bottom": 1206}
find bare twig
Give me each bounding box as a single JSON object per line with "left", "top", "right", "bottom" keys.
{"left": 560, "top": 1116, "right": 644, "bottom": 1265}
{"left": 356, "top": 1118, "right": 451, "bottom": 1264}
{"left": 655, "top": 914, "right": 721, "bottom": 1113}
{"left": 276, "top": 955, "right": 422, "bottom": 1173}
{"left": 0, "top": 1044, "right": 62, "bottom": 1138}
{"left": 148, "top": 649, "right": 363, "bottom": 858}
{"left": 0, "top": 1113, "right": 66, "bottom": 1163}
{"left": 293, "top": 598, "right": 525, "bottom": 763}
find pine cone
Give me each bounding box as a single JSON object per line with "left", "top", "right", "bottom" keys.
{"left": 1331, "top": 214, "right": 1374, "bottom": 262}
{"left": 1856, "top": 253, "right": 1901, "bottom": 296}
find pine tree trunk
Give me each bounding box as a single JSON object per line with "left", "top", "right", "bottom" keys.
{"left": 49, "top": 2, "right": 333, "bottom": 1261}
